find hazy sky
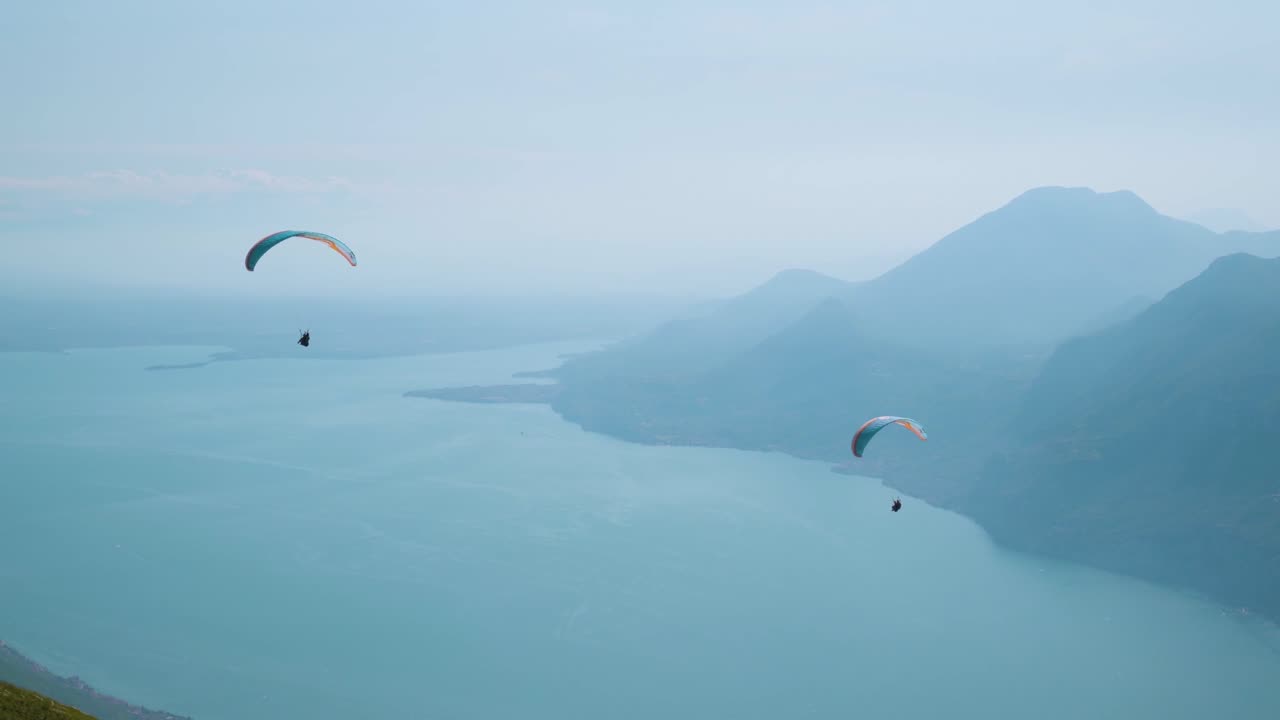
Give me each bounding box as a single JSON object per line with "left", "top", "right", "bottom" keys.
{"left": 4, "top": 0, "right": 1277, "bottom": 296}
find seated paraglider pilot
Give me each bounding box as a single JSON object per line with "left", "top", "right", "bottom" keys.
{"left": 297, "top": 330, "right": 310, "bottom": 348}
{"left": 891, "top": 497, "right": 902, "bottom": 512}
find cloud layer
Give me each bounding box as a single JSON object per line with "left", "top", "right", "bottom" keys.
{"left": 0, "top": 169, "right": 354, "bottom": 198}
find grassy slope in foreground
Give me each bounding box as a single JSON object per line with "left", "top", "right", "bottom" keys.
{"left": 0, "top": 642, "right": 191, "bottom": 720}
{"left": 0, "top": 681, "right": 95, "bottom": 717}
{"left": 0, "top": 681, "right": 96, "bottom": 720}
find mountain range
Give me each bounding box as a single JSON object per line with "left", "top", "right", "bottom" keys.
{"left": 0, "top": 682, "right": 94, "bottom": 720}
{"left": 445, "top": 185, "right": 1280, "bottom": 618}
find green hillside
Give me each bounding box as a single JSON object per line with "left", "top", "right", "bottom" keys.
{"left": 0, "top": 681, "right": 96, "bottom": 720}
{"left": 0, "top": 642, "right": 190, "bottom": 720}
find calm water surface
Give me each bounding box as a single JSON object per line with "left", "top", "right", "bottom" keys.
{"left": 1, "top": 343, "right": 1278, "bottom": 719}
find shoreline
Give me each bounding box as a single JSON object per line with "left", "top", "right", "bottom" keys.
{"left": 0, "top": 640, "right": 192, "bottom": 720}
{"left": 404, "top": 380, "right": 1276, "bottom": 624}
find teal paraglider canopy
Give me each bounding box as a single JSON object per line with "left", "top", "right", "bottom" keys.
{"left": 851, "top": 415, "right": 927, "bottom": 458}
{"left": 244, "top": 231, "right": 357, "bottom": 271}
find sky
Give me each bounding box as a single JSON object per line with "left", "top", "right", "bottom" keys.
{"left": 3, "top": 0, "right": 1278, "bottom": 296}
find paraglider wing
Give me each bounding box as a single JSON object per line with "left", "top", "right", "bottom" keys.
{"left": 851, "top": 415, "right": 927, "bottom": 458}
{"left": 244, "top": 231, "right": 357, "bottom": 271}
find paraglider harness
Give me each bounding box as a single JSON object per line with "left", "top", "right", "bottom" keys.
{"left": 891, "top": 498, "right": 902, "bottom": 512}
{"left": 297, "top": 330, "right": 311, "bottom": 348}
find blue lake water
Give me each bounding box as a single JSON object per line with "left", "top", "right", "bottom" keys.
{"left": 1, "top": 342, "right": 1278, "bottom": 719}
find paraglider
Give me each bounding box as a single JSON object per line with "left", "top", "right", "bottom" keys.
{"left": 851, "top": 416, "right": 926, "bottom": 514}
{"left": 244, "top": 230, "right": 357, "bottom": 271}
{"left": 850, "top": 415, "right": 927, "bottom": 458}
{"left": 243, "top": 231, "right": 355, "bottom": 348}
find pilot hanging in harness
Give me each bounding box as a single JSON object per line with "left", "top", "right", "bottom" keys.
{"left": 297, "top": 329, "right": 311, "bottom": 348}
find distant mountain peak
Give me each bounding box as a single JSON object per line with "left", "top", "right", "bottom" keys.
{"left": 1204, "top": 251, "right": 1274, "bottom": 271}
{"left": 743, "top": 268, "right": 850, "bottom": 301}
{"left": 763, "top": 268, "right": 846, "bottom": 287}
{"left": 1180, "top": 252, "right": 1280, "bottom": 295}
{"left": 844, "top": 183, "right": 1270, "bottom": 348}
{"left": 1182, "top": 207, "right": 1270, "bottom": 233}
{"left": 1003, "top": 186, "right": 1157, "bottom": 216}
{"left": 1129, "top": 253, "right": 1280, "bottom": 325}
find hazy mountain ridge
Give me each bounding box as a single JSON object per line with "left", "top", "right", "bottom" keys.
{"left": 1183, "top": 208, "right": 1271, "bottom": 233}
{"left": 458, "top": 186, "right": 1280, "bottom": 618}
{"left": 839, "top": 186, "right": 1280, "bottom": 348}
{"left": 965, "top": 253, "right": 1280, "bottom": 614}
{"left": 551, "top": 268, "right": 853, "bottom": 383}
